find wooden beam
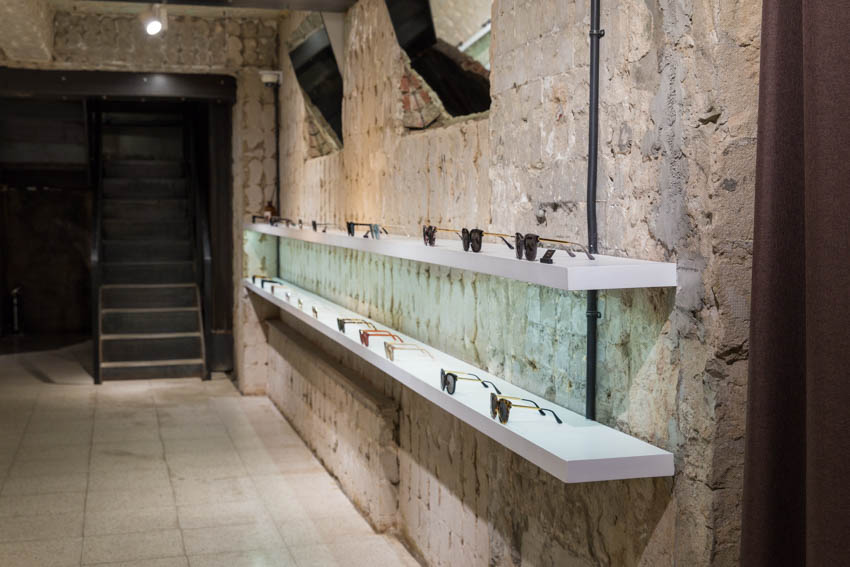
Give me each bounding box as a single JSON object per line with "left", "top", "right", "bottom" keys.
{"left": 88, "top": 0, "right": 355, "bottom": 12}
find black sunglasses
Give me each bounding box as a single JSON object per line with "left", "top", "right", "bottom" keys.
{"left": 490, "top": 393, "right": 562, "bottom": 424}
{"left": 312, "top": 221, "right": 333, "bottom": 232}
{"left": 460, "top": 228, "right": 515, "bottom": 253}
{"left": 514, "top": 233, "right": 595, "bottom": 261}
{"left": 439, "top": 369, "right": 501, "bottom": 395}
{"left": 346, "top": 222, "right": 388, "bottom": 239}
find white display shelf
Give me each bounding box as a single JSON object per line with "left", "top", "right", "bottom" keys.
{"left": 245, "top": 277, "right": 674, "bottom": 483}
{"left": 245, "top": 223, "right": 676, "bottom": 292}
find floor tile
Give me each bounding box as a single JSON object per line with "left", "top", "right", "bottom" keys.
{"left": 0, "top": 491, "right": 86, "bottom": 517}
{"left": 86, "top": 487, "right": 174, "bottom": 514}
{"left": 1, "top": 472, "right": 88, "bottom": 496}
{"left": 171, "top": 477, "right": 258, "bottom": 507}
{"left": 181, "top": 522, "right": 283, "bottom": 555}
{"left": 90, "top": 558, "right": 188, "bottom": 567}
{"left": 0, "top": 511, "right": 84, "bottom": 543}
{"left": 177, "top": 500, "right": 269, "bottom": 529}
{"left": 85, "top": 506, "right": 178, "bottom": 536}
{"left": 88, "top": 465, "right": 172, "bottom": 493}
{"left": 7, "top": 455, "right": 90, "bottom": 478}
{"left": 187, "top": 548, "right": 296, "bottom": 567}
{"left": 0, "top": 537, "right": 83, "bottom": 567}
{"left": 287, "top": 544, "right": 339, "bottom": 567}
{"left": 82, "top": 529, "right": 184, "bottom": 564}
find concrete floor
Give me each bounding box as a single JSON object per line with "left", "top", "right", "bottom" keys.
{"left": 0, "top": 343, "right": 419, "bottom": 567}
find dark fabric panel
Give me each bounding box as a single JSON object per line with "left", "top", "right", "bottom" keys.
{"left": 743, "top": 0, "right": 850, "bottom": 564}
{"left": 802, "top": 2, "right": 850, "bottom": 565}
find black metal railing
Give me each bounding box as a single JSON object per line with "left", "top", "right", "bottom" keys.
{"left": 88, "top": 102, "right": 103, "bottom": 384}
{"left": 186, "top": 111, "right": 213, "bottom": 380}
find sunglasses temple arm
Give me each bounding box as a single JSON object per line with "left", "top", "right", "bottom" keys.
{"left": 497, "top": 236, "right": 515, "bottom": 250}
{"left": 540, "top": 408, "right": 563, "bottom": 424}
{"left": 521, "top": 398, "right": 541, "bottom": 409}
{"left": 482, "top": 380, "right": 502, "bottom": 395}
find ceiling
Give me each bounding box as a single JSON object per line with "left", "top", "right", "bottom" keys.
{"left": 50, "top": 0, "right": 357, "bottom": 15}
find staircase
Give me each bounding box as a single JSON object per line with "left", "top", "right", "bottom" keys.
{"left": 95, "top": 111, "right": 206, "bottom": 380}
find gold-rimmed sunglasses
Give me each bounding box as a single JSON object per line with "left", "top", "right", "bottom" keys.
{"left": 490, "top": 393, "right": 562, "bottom": 424}
{"left": 337, "top": 318, "right": 376, "bottom": 333}
{"left": 514, "top": 233, "right": 594, "bottom": 261}
{"left": 384, "top": 342, "right": 433, "bottom": 361}
{"left": 439, "top": 369, "right": 501, "bottom": 395}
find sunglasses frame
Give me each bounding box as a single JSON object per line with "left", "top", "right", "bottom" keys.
{"left": 346, "top": 222, "right": 388, "bottom": 239}
{"left": 440, "top": 369, "right": 502, "bottom": 395}
{"left": 359, "top": 329, "right": 403, "bottom": 347}
{"left": 311, "top": 306, "right": 318, "bottom": 318}
{"left": 460, "top": 228, "right": 515, "bottom": 253}
{"left": 311, "top": 220, "right": 332, "bottom": 232}
{"left": 489, "top": 393, "right": 563, "bottom": 424}
{"left": 337, "top": 318, "right": 376, "bottom": 333}
{"left": 422, "top": 225, "right": 460, "bottom": 246}
{"left": 514, "top": 233, "right": 595, "bottom": 261}
{"left": 384, "top": 342, "right": 433, "bottom": 361}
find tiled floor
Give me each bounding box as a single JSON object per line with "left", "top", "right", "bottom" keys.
{"left": 0, "top": 342, "right": 420, "bottom": 567}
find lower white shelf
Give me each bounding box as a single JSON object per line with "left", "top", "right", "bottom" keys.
{"left": 245, "top": 278, "right": 674, "bottom": 483}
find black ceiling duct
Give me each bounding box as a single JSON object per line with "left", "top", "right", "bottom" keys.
{"left": 385, "top": 0, "right": 490, "bottom": 117}
{"left": 289, "top": 26, "right": 344, "bottom": 141}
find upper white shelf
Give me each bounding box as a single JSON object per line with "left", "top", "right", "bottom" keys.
{"left": 245, "top": 223, "right": 676, "bottom": 291}
{"left": 245, "top": 277, "right": 674, "bottom": 483}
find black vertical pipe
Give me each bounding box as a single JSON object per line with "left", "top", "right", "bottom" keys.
{"left": 585, "top": 0, "right": 604, "bottom": 420}
{"left": 272, "top": 82, "right": 282, "bottom": 277}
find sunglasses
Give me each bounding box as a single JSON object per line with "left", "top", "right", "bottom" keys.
{"left": 439, "top": 369, "right": 501, "bottom": 395}
{"left": 359, "top": 329, "right": 403, "bottom": 347}
{"left": 384, "top": 342, "right": 433, "bottom": 361}
{"left": 514, "top": 233, "right": 595, "bottom": 261}
{"left": 346, "top": 222, "right": 388, "bottom": 239}
{"left": 489, "top": 393, "right": 562, "bottom": 424}
{"left": 297, "top": 299, "right": 303, "bottom": 310}
{"left": 460, "top": 228, "right": 515, "bottom": 253}
{"left": 311, "top": 306, "right": 318, "bottom": 319}
{"left": 337, "top": 318, "right": 376, "bottom": 333}
{"left": 422, "top": 225, "right": 459, "bottom": 246}
{"left": 311, "top": 221, "right": 333, "bottom": 232}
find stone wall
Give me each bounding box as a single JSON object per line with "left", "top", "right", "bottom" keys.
{"left": 246, "top": 0, "right": 761, "bottom": 564}
{"left": 0, "top": 0, "right": 53, "bottom": 62}
{"left": 431, "top": 0, "right": 492, "bottom": 48}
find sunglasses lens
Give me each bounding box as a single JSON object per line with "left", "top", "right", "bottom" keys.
{"left": 498, "top": 399, "right": 510, "bottom": 423}
{"left": 471, "top": 230, "right": 483, "bottom": 253}
{"left": 490, "top": 393, "right": 498, "bottom": 418}
{"left": 462, "top": 228, "right": 470, "bottom": 251}
{"left": 440, "top": 370, "right": 447, "bottom": 391}
{"left": 525, "top": 234, "right": 539, "bottom": 261}
{"left": 337, "top": 319, "right": 345, "bottom": 332}
{"left": 445, "top": 374, "right": 456, "bottom": 395}
{"left": 515, "top": 233, "right": 524, "bottom": 259}
{"left": 422, "top": 226, "right": 429, "bottom": 245}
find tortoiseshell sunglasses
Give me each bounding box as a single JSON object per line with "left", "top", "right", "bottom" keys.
{"left": 439, "top": 369, "right": 501, "bottom": 395}
{"left": 384, "top": 342, "right": 433, "bottom": 361}
{"left": 359, "top": 329, "right": 402, "bottom": 347}
{"left": 490, "top": 393, "right": 562, "bottom": 424}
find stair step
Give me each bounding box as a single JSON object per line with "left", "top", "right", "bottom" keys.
{"left": 103, "top": 199, "right": 189, "bottom": 221}
{"left": 101, "top": 309, "right": 200, "bottom": 334}
{"left": 103, "top": 240, "right": 193, "bottom": 263}
{"left": 102, "top": 262, "right": 195, "bottom": 285}
{"left": 101, "top": 362, "right": 204, "bottom": 380}
{"left": 102, "top": 285, "right": 196, "bottom": 310}
{"left": 103, "top": 178, "right": 187, "bottom": 198}
{"left": 104, "top": 160, "right": 184, "bottom": 179}
{"left": 103, "top": 220, "right": 190, "bottom": 240}
{"left": 101, "top": 336, "right": 202, "bottom": 362}
{"left": 102, "top": 332, "right": 200, "bottom": 340}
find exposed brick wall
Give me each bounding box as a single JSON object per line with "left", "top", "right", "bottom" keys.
{"left": 400, "top": 63, "right": 445, "bottom": 129}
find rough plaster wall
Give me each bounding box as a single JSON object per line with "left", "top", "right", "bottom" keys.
{"left": 266, "top": 320, "right": 399, "bottom": 530}
{"left": 430, "top": 0, "right": 492, "bottom": 48}
{"left": 259, "top": 0, "right": 760, "bottom": 564}
{"left": 0, "top": 0, "right": 53, "bottom": 62}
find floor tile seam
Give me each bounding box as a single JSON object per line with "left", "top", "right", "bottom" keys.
{"left": 156, "top": 391, "right": 189, "bottom": 560}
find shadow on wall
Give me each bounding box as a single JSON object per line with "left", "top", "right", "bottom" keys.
{"left": 395, "top": 392, "right": 673, "bottom": 564}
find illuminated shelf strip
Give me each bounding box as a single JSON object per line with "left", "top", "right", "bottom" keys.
{"left": 245, "top": 223, "right": 676, "bottom": 292}
{"left": 246, "top": 278, "right": 673, "bottom": 483}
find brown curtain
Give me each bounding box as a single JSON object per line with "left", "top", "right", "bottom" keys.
{"left": 742, "top": 1, "right": 850, "bottom": 565}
